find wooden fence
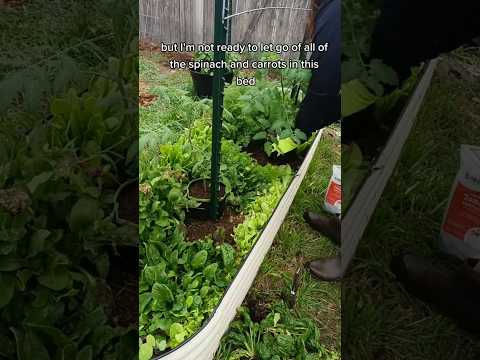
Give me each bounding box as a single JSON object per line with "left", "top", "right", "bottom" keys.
{"left": 140, "top": 0, "right": 311, "bottom": 57}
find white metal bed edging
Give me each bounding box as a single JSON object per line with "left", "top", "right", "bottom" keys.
{"left": 341, "top": 59, "right": 439, "bottom": 273}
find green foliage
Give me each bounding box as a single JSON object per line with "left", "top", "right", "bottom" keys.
{"left": 139, "top": 57, "right": 167, "bottom": 84}
{"left": 341, "top": 0, "right": 419, "bottom": 215}
{"left": 0, "top": 55, "right": 84, "bottom": 114}
{"left": 138, "top": 160, "right": 291, "bottom": 355}
{"left": 215, "top": 303, "right": 340, "bottom": 360}
{"left": 139, "top": 335, "right": 156, "bottom": 360}
{"left": 139, "top": 41, "right": 339, "bottom": 357}
{"left": 139, "top": 112, "right": 292, "bottom": 355}
{"left": 0, "top": 9, "right": 138, "bottom": 360}
{"left": 0, "top": 0, "right": 117, "bottom": 76}
{"left": 341, "top": 79, "right": 378, "bottom": 118}
{"left": 259, "top": 52, "right": 281, "bottom": 63}
{"left": 138, "top": 79, "right": 294, "bottom": 356}
{"left": 283, "top": 65, "right": 312, "bottom": 95}
{"left": 374, "top": 66, "right": 421, "bottom": 119}
{"left": 234, "top": 180, "right": 290, "bottom": 255}
{"left": 223, "top": 82, "right": 306, "bottom": 155}
{"left": 140, "top": 87, "right": 211, "bottom": 148}
{"left": 253, "top": 52, "right": 283, "bottom": 80}
{"left": 342, "top": 0, "right": 399, "bottom": 96}
{"left": 144, "top": 118, "right": 292, "bottom": 208}
{"left": 0, "top": 0, "right": 140, "bottom": 357}
{"left": 342, "top": 58, "right": 398, "bottom": 97}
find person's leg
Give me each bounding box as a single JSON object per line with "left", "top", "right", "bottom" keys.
{"left": 303, "top": 212, "right": 342, "bottom": 281}
{"left": 371, "top": 0, "right": 480, "bottom": 83}
{"left": 391, "top": 254, "right": 480, "bottom": 333}
{"left": 310, "top": 256, "right": 343, "bottom": 282}
{"left": 370, "top": 0, "right": 416, "bottom": 82}
{"left": 304, "top": 211, "right": 340, "bottom": 244}
{"left": 295, "top": 0, "right": 341, "bottom": 136}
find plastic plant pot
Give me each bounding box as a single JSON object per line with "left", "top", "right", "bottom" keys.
{"left": 117, "top": 180, "right": 139, "bottom": 224}
{"left": 190, "top": 71, "right": 213, "bottom": 98}
{"left": 186, "top": 178, "right": 227, "bottom": 220}
{"left": 224, "top": 71, "right": 234, "bottom": 84}
{"left": 190, "top": 70, "right": 234, "bottom": 98}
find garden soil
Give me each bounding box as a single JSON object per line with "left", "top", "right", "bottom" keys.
{"left": 186, "top": 207, "right": 244, "bottom": 244}
{"left": 188, "top": 181, "right": 225, "bottom": 199}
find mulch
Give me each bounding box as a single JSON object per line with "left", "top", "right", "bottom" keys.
{"left": 139, "top": 39, "right": 193, "bottom": 62}
{"left": 139, "top": 93, "right": 157, "bottom": 107}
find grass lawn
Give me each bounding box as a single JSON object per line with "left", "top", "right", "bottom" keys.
{"left": 343, "top": 49, "right": 480, "bottom": 360}
{"left": 139, "top": 49, "right": 192, "bottom": 90}
{"left": 0, "top": 0, "right": 117, "bottom": 77}
{"left": 247, "top": 129, "right": 341, "bottom": 351}
{"left": 139, "top": 49, "right": 205, "bottom": 145}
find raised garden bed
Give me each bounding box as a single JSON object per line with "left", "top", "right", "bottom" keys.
{"left": 139, "top": 55, "right": 322, "bottom": 359}
{"left": 155, "top": 131, "right": 323, "bottom": 360}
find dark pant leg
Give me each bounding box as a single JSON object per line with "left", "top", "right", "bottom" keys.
{"left": 371, "top": 0, "right": 480, "bottom": 82}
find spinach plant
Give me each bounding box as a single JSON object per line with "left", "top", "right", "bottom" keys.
{"left": 0, "top": 1, "right": 139, "bottom": 358}
{"left": 224, "top": 82, "right": 307, "bottom": 156}
{"left": 0, "top": 42, "right": 138, "bottom": 360}
{"left": 139, "top": 112, "right": 292, "bottom": 356}
{"left": 216, "top": 303, "right": 340, "bottom": 360}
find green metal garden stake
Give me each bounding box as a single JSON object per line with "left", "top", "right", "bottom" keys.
{"left": 227, "top": 0, "right": 233, "bottom": 44}
{"left": 209, "top": 0, "right": 229, "bottom": 220}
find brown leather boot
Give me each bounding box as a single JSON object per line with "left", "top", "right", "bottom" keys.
{"left": 391, "top": 253, "right": 480, "bottom": 333}
{"left": 303, "top": 211, "right": 340, "bottom": 244}
{"left": 309, "top": 256, "right": 343, "bottom": 282}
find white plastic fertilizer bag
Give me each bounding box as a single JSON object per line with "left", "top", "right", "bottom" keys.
{"left": 440, "top": 145, "right": 480, "bottom": 266}
{"left": 324, "top": 165, "right": 341, "bottom": 215}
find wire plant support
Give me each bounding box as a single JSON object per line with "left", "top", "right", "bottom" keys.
{"left": 208, "top": 0, "right": 312, "bottom": 219}
{"left": 224, "top": 6, "right": 311, "bottom": 20}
